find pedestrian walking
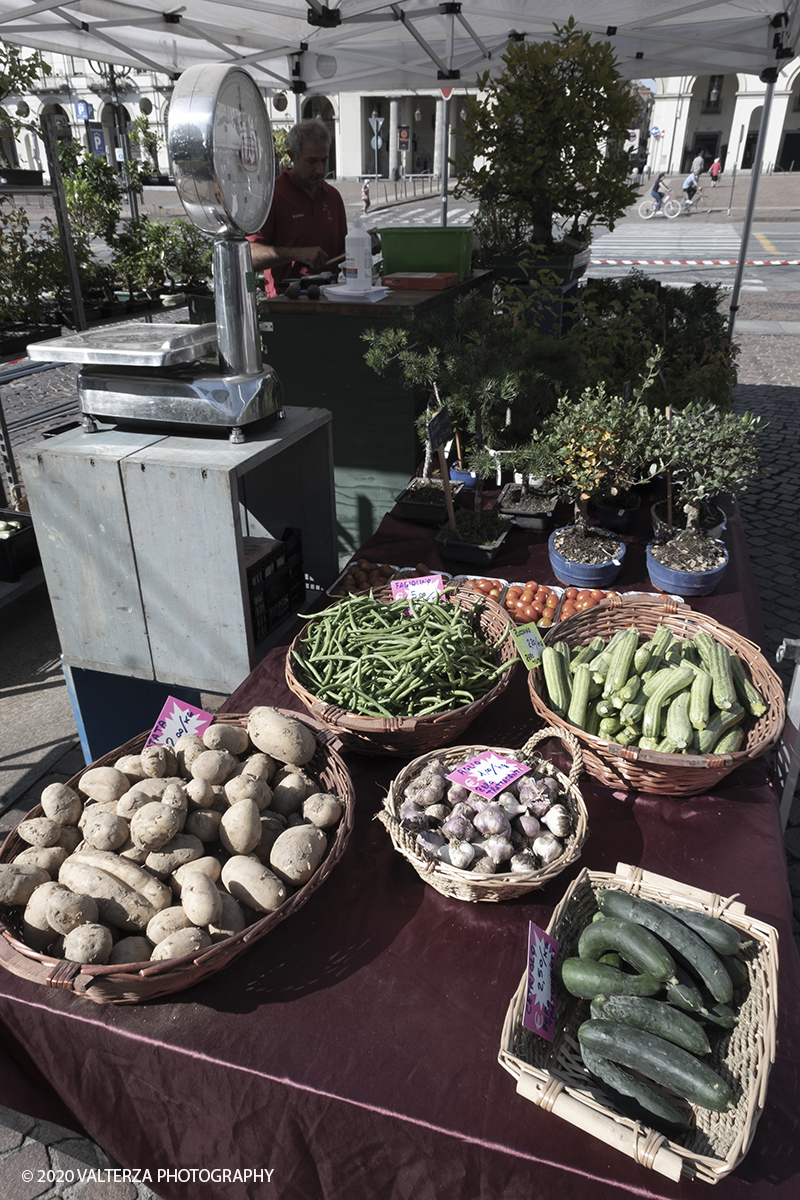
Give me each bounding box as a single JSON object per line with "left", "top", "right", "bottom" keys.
{"left": 692, "top": 151, "right": 705, "bottom": 176}
{"left": 361, "top": 179, "right": 371, "bottom": 215}
{"left": 710, "top": 157, "right": 722, "bottom": 186}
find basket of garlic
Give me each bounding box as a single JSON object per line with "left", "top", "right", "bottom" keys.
{"left": 378, "top": 727, "right": 589, "bottom": 902}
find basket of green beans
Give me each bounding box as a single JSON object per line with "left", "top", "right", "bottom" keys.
{"left": 285, "top": 583, "right": 519, "bottom": 756}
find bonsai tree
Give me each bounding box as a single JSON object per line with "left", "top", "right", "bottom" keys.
{"left": 662, "top": 403, "right": 761, "bottom": 537}
{"left": 535, "top": 360, "right": 664, "bottom": 540}
{"left": 454, "top": 19, "right": 639, "bottom": 261}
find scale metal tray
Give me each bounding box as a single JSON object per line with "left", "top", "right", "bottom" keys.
{"left": 25, "top": 323, "right": 218, "bottom": 368}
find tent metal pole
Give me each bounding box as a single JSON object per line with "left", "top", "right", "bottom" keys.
{"left": 440, "top": 95, "right": 450, "bottom": 227}
{"left": 727, "top": 73, "right": 776, "bottom": 343}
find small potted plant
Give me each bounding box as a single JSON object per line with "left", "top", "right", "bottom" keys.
{"left": 535, "top": 366, "right": 663, "bottom": 586}
{"left": 454, "top": 19, "right": 638, "bottom": 283}
{"left": 647, "top": 403, "right": 761, "bottom": 596}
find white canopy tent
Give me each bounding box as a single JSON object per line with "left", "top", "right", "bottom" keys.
{"left": 1, "top": 1, "right": 797, "bottom": 335}
{"left": 0, "top": 1, "right": 796, "bottom": 91}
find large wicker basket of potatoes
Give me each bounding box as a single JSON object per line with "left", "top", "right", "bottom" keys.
{"left": 0, "top": 709, "right": 354, "bottom": 1004}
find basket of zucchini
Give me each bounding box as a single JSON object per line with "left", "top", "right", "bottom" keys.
{"left": 499, "top": 863, "right": 779, "bottom": 1184}
{"left": 527, "top": 593, "right": 785, "bottom": 796}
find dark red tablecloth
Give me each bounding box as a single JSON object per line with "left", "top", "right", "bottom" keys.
{"left": 0, "top": 497, "right": 798, "bottom": 1200}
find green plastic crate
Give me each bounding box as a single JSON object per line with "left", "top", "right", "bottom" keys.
{"left": 379, "top": 226, "right": 474, "bottom": 283}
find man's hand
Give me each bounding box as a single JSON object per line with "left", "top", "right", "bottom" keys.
{"left": 291, "top": 246, "right": 329, "bottom": 272}
{"left": 248, "top": 242, "right": 328, "bottom": 273}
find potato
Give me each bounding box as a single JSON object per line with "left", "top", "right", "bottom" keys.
{"left": 181, "top": 872, "right": 223, "bottom": 927}
{"left": 173, "top": 734, "right": 206, "bottom": 775}
{"left": 270, "top": 771, "right": 312, "bottom": 818}
{"left": 247, "top": 707, "right": 316, "bottom": 766}
{"left": 150, "top": 926, "right": 212, "bottom": 962}
{"left": 78, "top": 766, "right": 130, "bottom": 804}
{"left": 251, "top": 813, "right": 288, "bottom": 863}
{"left": 146, "top": 906, "right": 195, "bottom": 945}
{"left": 269, "top": 825, "right": 327, "bottom": 886}
{"left": 219, "top": 799, "right": 261, "bottom": 855}
{"left": 184, "top": 809, "right": 222, "bottom": 843}
{"left": 114, "top": 755, "right": 147, "bottom": 783}
{"left": 22, "top": 881, "right": 66, "bottom": 952}
{"left": 57, "top": 826, "right": 83, "bottom": 855}
{"left": 117, "top": 837, "right": 149, "bottom": 864}
{"left": 108, "top": 936, "right": 152, "bottom": 965}
{"left": 16, "top": 816, "right": 62, "bottom": 848}
{"left": 170, "top": 856, "right": 222, "bottom": 897}
{"left": 59, "top": 851, "right": 171, "bottom": 933}
{"left": 141, "top": 744, "right": 177, "bottom": 779}
{"left": 144, "top": 832, "right": 205, "bottom": 879}
{"left": 130, "top": 802, "right": 183, "bottom": 851}
{"left": 190, "top": 749, "right": 237, "bottom": 785}
{"left": 40, "top": 782, "right": 82, "bottom": 826}
{"left": 64, "top": 923, "right": 113, "bottom": 965}
{"left": 45, "top": 888, "right": 99, "bottom": 936}
{"left": 0, "top": 863, "right": 50, "bottom": 906}
{"left": 240, "top": 752, "right": 277, "bottom": 785}
{"left": 116, "top": 790, "right": 155, "bottom": 820}
{"left": 16, "top": 845, "right": 68, "bottom": 875}
{"left": 302, "top": 792, "right": 343, "bottom": 830}
{"left": 79, "top": 800, "right": 118, "bottom": 826}
{"left": 159, "top": 782, "right": 189, "bottom": 815}
{"left": 221, "top": 856, "right": 288, "bottom": 913}
{"left": 207, "top": 891, "right": 247, "bottom": 943}
{"left": 203, "top": 723, "right": 250, "bottom": 756}
{"left": 223, "top": 774, "right": 271, "bottom": 811}
{"left": 81, "top": 809, "right": 130, "bottom": 852}
{"left": 185, "top": 777, "right": 216, "bottom": 810}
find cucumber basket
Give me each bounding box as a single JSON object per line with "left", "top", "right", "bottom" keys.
{"left": 498, "top": 863, "right": 779, "bottom": 1184}
{"left": 527, "top": 593, "right": 785, "bottom": 796}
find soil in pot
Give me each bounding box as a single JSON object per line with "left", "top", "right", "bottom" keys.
{"left": 437, "top": 509, "right": 510, "bottom": 547}
{"left": 552, "top": 525, "right": 622, "bottom": 565}
{"left": 648, "top": 531, "right": 726, "bottom": 573}
{"left": 498, "top": 484, "right": 558, "bottom": 515}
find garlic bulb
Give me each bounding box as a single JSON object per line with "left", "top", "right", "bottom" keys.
{"left": 541, "top": 804, "right": 572, "bottom": 838}
{"left": 519, "top": 778, "right": 553, "bottom": 817}
{"left": 439, "top": 840, "right": 475, "bottom": 870}
{"left": 447, "top": 783, "right": 470, "bottom": 805}
{"left": 498, "top": 795, "right": 528, "bottom": 818}
{"left": 416, "top": 829, "right": 445, "bottom": 856}
{"left": 426, "top": 803, "right": 450, "bottom": 823}
{"left": 533, "top": 831, "right": 563, "bottom": 865}
{"left": 513, "top": 812, "right": 541, "bottom": 839}
{"left": 471, "top": 855, "right": 497, "bottom": 875}
{"left": 483, "top": 835, "right": 514, "bottom": 865}
{"left": 473, "top": 804, "right": 511, "bottom": 838}
{"left": 442, "top": 813, "right": 477, "bottom": 842}
{"left": 510, "top": 851, "right": 539, "bottom": 874}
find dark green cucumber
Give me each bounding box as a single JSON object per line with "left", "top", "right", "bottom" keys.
{"left": 589, "top": 995, "right": 711, "bottom": 1056}
{"left": 560, "top": 958, "right": 662, "bottom": 999}
{"left": 720, "top": 953, "right": 750, "bottom": 991}
{"left": 598, "top": 952, "right": 623, "bottom": 968}
{"left": 653, "top": 902, "right": 746, "bottom": 957}
{"left": 597, "top": 888, "right": 734, "bottom": 1004}
{"left": 663, "top": 963, "right": 705, "bottom": 1013}
{"left": 577, "top": 1019, "right": 735, "bottom": 1112}
{"left": 699, "top": 1001, "right": 738, "bottom": 1028}
{"left": 578, "top": 917, "right": 677, "bottom": 983}
{"left": 579, "top": 1041, "right": 688, "bottom": 1128}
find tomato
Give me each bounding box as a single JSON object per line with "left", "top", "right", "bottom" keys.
{"left": 521, "top": 589, "right": 535, "bottom": 604}
{"left": 606, "top": 590, "right": 618, "bottom": 600}
{"left": 583, "top": 597, "right": 600, "bottom": 608}
{"left": 506, "top": 586, "right": 522, "bottom": 601}
{"left": 488, "top": 587, "right": 502, "bottom": 600}
{"left": 537, "top": 584, "right": 552, "bottom": 598}
{"left": 523, "top": 580, "right": 538, "bottom": 593}
{"left": 522, "top": 605, "right": 536, "bottom": 621}
{"left": 544, "top": 593, "right": 559, "bottom": 609}
{"left": 531, "top": 602, "right": 544, "bottom": 618}
{"left": 560, "top": 603, "right": 576, "bottom": 620}
{"left": 589, "top": 589, "right": 605, "bottom": 601}
{"left": 576, "top": 589, "right": 592, "bottom": 603}
{"left": 565, "top": 587, "right": 578, "bottom": 600}
{"left": 537, "top": 615, "right": 553, "bottom": 628}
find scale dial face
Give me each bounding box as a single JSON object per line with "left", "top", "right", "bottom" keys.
{"left": 169, "top": 63, "right": 275, "bottom": 237}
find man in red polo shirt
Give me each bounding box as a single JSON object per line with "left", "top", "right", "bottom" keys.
{"left": 248, "top": 117, "right": 347, "bottom": 296}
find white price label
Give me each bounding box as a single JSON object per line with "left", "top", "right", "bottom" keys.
{"left": 511, "top": 622, "right": 545, "bottom": 669}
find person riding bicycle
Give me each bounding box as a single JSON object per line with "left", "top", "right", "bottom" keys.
{"left": 682, "top": 170, "right": 699, "bottom": 204}
{"left": 650, "top": 172, "right": 669, "bottom": 212}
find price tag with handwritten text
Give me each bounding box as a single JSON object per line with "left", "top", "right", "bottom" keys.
{"left": 445, "top": 750, "right": 530, "bottom": 800}
{"left": 390, "top": 573, "right": 446, "bottom": 603}
{"left": 510, "top": 622, "right": 545, "bottom": 669}
{"left": 145, "top": 697, "right": 214, "bottom": 748}
{"left": 523, "top": 921, "right": 559, "bottom": 1042}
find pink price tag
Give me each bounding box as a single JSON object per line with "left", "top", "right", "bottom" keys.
{"left": 523, "top": 921, "right": 559, "bottom": 1041}
{"left": 145, "top": 697, "right": 214, "bottom": 748}
{"left": 445, "top": 750, "right": 530, "bottom": 800}
{"left": 390, "top": 574, "right": 445, "bottom": 602}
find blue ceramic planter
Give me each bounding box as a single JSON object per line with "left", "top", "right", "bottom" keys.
{"left": 592, "top": 492, "right": 641, "bottom": 532}
{"left": 548, "top": 526, "right": 625, "bottom": 588}
{"left": 449, "top": 467, "right": 478, "bottom": 491}
{"left": 646, "top": 541, "right": 729, "bottom": 597}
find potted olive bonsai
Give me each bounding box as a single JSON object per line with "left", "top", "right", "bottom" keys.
{"left": 533, "top": 365, "right": 663, "bottom": 586}
{"left": 647, "top": 403, "right": 761, "bottom": 596}
{"left": 454, "top": 19, "right": 638, "bottom": 282}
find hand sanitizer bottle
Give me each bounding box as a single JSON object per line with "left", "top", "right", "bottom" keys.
{"left": 344, "top": 218, "right": 373, "bottom": 290}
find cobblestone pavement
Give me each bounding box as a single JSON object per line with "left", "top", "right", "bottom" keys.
{"left": 1, "top": 203, "right": 800, "bottom": 1195}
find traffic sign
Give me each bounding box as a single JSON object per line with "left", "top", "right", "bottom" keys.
{"left": 397, "top": 124, "right": 410, "bottom": 153}
{"left": 368, "top": 116, "right": 384, "bottom": 132}
{"left": 370, "top": 135, "right": 383, "bottom": 151}
{"left": 650, "top": 126, "right": 661, "bottom": 138}
{"left": 440, "top": 88, "right": 453, "bottom": 99}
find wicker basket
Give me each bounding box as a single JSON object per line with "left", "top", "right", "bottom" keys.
{"left": 0, "top": 712, "right": 354, "bottom": 1004}
{"left": 498, "top": 862, "right": 779, "bottom": 1184}
{"left": 378, "top": 726, "right": 588, "bottom": 902}
{"left": 528, "top": 593, "right": 786, "bottom": 796}
{"left": 285, "top": 582, "right": 519, "bottom": 756}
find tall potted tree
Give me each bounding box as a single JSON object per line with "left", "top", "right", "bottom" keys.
{"left": 454, "top": 19, "right": 638, "bottom": 284}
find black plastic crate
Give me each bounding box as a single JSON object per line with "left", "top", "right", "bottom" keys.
{"left": 246, "top": 527, "right": 305, "bottom": 643}
{"left": 0, "top": 509, "right": 39, "bottom": 583}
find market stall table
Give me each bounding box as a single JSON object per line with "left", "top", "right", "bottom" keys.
{"left": 0, "top": 495, "right": 798, "bottom": 1200}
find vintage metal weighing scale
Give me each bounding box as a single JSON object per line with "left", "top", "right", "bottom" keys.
{"left": 27, "top": 63, "right": 283, "bottom": 442}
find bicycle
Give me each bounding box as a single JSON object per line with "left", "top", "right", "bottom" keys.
{"left": 638, "top": 190, "right": 681, "bottom": 219}
{"left": 680, "top": 185, "right": 705, "bottom": 215}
